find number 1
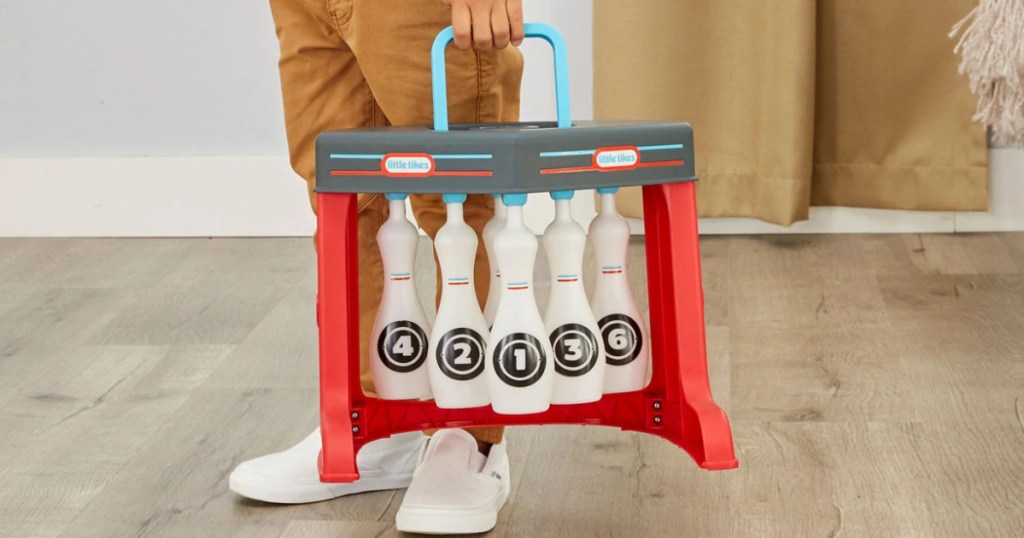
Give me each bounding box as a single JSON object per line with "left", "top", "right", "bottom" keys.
{"left": 513, "top": 348, "right": 526, "bottom": 371}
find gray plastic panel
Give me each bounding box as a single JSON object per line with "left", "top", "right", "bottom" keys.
{"left": 314, "top": 120, "right": 695, "bottom": 194}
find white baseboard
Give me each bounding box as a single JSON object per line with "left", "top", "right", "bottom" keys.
{"left": 0, "top": 156, "right": 315, "bottom": 237}
{"left": 1, "top": 149, "right": 1021, "bottom": 238}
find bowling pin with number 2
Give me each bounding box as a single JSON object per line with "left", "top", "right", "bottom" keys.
{"left": 426, "top": 194, "right": 490, "bottom": 408}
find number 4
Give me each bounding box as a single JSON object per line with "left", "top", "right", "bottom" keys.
{"left": 393, "top": 335, "right": 414, "bottom": 356}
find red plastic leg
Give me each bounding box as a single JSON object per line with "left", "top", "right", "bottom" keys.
{"left": 642, "top": 182, "right": 738, "bottom": 470}
{"left": 317, "top": 192, "right": 362, "bottom": 482}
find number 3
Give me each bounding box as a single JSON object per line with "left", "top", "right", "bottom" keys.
{"left": 563, "top": 338, "right": 582, "bottom": 360}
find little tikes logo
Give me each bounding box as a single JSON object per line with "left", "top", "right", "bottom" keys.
{"left": 382, "top": 153, "right": 434, "bottom": 177}
{"left": 593, "top": 146, "right": 640, "bottom": 171}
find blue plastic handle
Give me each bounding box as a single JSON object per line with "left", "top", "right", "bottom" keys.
{"left": 431, "top": 22, "right": 571, "bottom": 132}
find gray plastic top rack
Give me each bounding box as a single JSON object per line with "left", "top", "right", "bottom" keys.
{"left": 314, "top": 120, "right": 695, "bottom": 195}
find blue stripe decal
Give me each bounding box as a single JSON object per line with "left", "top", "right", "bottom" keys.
{"left": 601, "top": 266, "right": 622, "bottom": 271}
{"left": 508, "top": 281, "right": 529, "bottom": 286}
{"left": 634, "top": 142, "right": 684, "bottom": 150}
{"left": 556, "top": 274, "right": 578, "bottom": 279}
{"left": 539, "top": 149, "right": 596, "bottom": 158}
{"left": 331, "top": 153, "right": 384, "bottom": 159}
{"left": 390, "top": 272, "right": 411, "bottom": 277}
{"left": 432, "top": 154, "right": 493, "bottom": 159}
{"left": 448, "top": 277, "right": 470, "bottom": 281}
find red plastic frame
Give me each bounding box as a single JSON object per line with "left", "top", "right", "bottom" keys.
{"left": 316, "top": 181, "right": 738, "bottom": 482}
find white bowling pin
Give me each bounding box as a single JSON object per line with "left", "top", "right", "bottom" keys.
{"left": 589, "top": 187, "right": 650, "bottom": 394}
{"left": 486, "top": 193, "right": 555, "bottom": 414}
{"left": 427, "top": 194, "right": 491, "bottom": 408}
{"left": 369, "top": 193, "right": 433, "bottom": 400}
{"left": 482, "top": 194, "right": 507, "bottom": 328}
{"left": 542, "top": 191, "right": 606, "bottom": 404}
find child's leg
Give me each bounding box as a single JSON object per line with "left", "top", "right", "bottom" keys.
{"left": 269, "top": 0, "right": 396, "bottom": 397}
{"left": 273, "top": 0, "right": 522, "bottom": 445}
{"left": 337, "top": 0, "right": 523, "bottom": 445}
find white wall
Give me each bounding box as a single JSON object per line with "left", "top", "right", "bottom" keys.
{"left": 0, "top": 0, "right": 594, "bottom": 236}
{"left": 0, "top": 0, "right": 1021, "bottom": 237}
{"left": 0, "top": 0, "right": 286, "bottom": 158}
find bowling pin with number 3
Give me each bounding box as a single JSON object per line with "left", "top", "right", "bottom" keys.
{"left": 542, "top": 191, "right": 605, "bottom": 404}
{"left": 369, "top": 193, "right": 433, "bottom": 400}
{"left": 589, "top": 187, "right": 650, "bottom": 393}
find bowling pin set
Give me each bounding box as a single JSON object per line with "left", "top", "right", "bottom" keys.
{"left": 313, "top": 24, "right": 737, "bottom": 483}
{"left": 369, "top": 188, "right": 649, "bottom": 414}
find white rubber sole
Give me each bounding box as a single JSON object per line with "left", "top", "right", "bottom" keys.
{"left": 228, "top": 471, "right": 414, "bottom": 504}
{"left": 395, "top": 485, "right": 511, "bottom": 534}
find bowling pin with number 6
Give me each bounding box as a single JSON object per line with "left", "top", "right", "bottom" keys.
{"left": 426, "top": 194, "right": 490, "bottom": 408}
{"left": 369, "top": 193, "right": 433, "bottom": 400}
{"left": 589, "top": 187, "right": 650, "bottom": 393}
{"left": 486, "top": 193, "right": 555, "bottom": 414}
{"left": 542, "top": 191, "right": 605, "bottom": 404}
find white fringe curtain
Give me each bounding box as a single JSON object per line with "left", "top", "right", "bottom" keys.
{"left": 951, "top": 0, "right": 1024, "bottom": 146}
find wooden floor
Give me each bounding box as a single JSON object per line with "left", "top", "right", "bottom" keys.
{"left": 1, "top": 234, "right": 1023, "bottom": 537}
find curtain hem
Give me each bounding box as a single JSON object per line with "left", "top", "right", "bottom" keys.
{"left": 811, "top": 163, "right": 989, "bottom": 212}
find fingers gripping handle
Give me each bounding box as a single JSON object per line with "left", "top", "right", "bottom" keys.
{"left": 431, "top": 22, "right": 571, "bottom": 132}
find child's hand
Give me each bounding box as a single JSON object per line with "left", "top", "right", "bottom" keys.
{"left": 443, "top": 0, "right": 524, "bottom": 51}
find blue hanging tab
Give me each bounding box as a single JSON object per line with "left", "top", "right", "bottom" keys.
{"left": 431, "top": 23, "right": 571, "bottom": 132}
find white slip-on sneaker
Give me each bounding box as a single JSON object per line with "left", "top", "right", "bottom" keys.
{"left": 396, "top": 429, "right": 511, "bottom": 535}
{"left": 228, "top": 427, "right": 426, "bottom": 504}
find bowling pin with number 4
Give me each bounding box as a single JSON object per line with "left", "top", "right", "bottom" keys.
{"left": 369, "top": 193, "right": 433, "bottom": 400}
{"left": 542, "top": 190, "right": 605, "bottom": 404}
{"left": 426, "top": 194, "right": 490, "bottom": 408}
{"left": 486, "top": 193, "right": 555, "bottom": 414}
{"left": 589, "top": 187, "right": 650, "bottom": 393}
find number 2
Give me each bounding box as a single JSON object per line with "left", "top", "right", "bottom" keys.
{"left": 452, "top": 342, "right": 472, "bottom": 365}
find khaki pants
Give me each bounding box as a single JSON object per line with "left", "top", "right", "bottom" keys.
{"left": 269, "top": 0, "right": 523, "bottom": 445}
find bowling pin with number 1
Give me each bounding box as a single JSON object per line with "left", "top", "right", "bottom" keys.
{"left": 486, "top": 193, "right": 554, "bottom": 414}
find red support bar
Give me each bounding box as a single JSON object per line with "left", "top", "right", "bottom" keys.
{"left": 316, "top": 183, "right": 737, "bottom": 483}
{"left": 317, "top": 192, "right": 362, "bottom": 482}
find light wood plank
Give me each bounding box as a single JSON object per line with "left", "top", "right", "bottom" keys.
{"left": 0, "top": 235, "right": 1021, "bottom": 537}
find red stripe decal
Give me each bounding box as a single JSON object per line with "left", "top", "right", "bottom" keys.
{"left": 331, "top": 170, "right": 385, "bottom": 176}
{"left": 330, "top": 170, "right": 492, "bottom": 177}
{"left": 540, "top": 160, "right": 684, "bottom": 175}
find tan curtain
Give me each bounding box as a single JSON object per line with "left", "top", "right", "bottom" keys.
{"left": 594, "top": 0, "right": 989, "bottom": 225}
